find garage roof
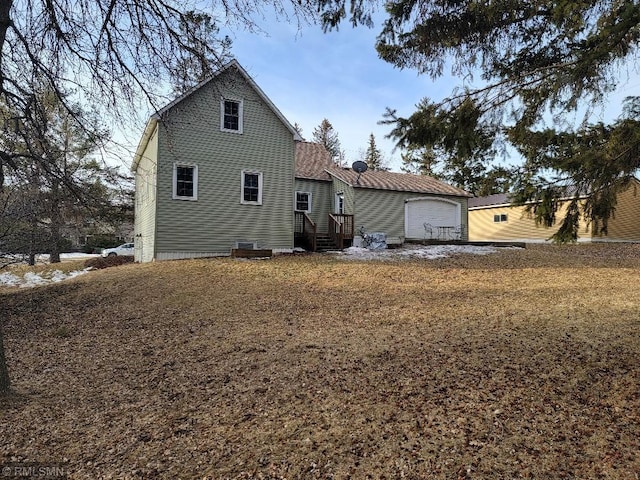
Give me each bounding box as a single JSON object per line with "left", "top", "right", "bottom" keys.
{"left": 326, "top": 165, "right": 471, "bottom": 197}
{"left": 295, "top": 141, "right": 471, "bottom": 197}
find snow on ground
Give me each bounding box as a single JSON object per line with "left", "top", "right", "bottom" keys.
{"left": 336, "top": 244, "right": 511, "bottom": 261}
{"left": 0, "top": 268, "right": 92, "bottom": 288}
{"left": 1, "top": 251, "right": 99, "bottom": 287}
{"left": 37, "top": 253, "right": 101, "bottom": 262}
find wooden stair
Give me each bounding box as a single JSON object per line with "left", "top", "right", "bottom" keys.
{"left": 314, "top": 234, "right": 339, "bottom": 252}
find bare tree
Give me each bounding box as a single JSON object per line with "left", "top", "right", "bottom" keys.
{"left": 0, "top": 0, "right": 316, "bottom": 392}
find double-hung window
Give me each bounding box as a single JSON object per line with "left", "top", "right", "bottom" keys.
{"left": 221, "top": 98, "right": 243, "bottom": 133}
{"left": 173, "top": 164, "right": 198, "bottom": 200}
{"left": 295, "top": 191, "right": 312, "bottom": 212}
{"left": 241, "top": 171, "right": 263, "bottom": 205}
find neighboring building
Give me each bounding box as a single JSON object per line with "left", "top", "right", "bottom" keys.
{"left": 62, "top": 220, "right": 134, "bottom": 251}
{"left": 468, "top": 179, "right": 640, "bottom": 242}
{"left": 132, "top": 60, "right": 470, "bottom": 262}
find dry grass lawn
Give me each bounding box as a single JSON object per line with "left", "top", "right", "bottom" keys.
{"left": 1, "top": 244, "right": 640, "bottom": 479}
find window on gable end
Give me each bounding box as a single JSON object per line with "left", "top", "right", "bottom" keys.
{"left": 221, "top": 98, "right": 243, "bottom": 133}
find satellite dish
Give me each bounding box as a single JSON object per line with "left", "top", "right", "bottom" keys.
{"left": 352, "top": 161, "right": 368, "bottom": 173}
{"left": 352, "top": 161, "right": 368, "bottom": 185}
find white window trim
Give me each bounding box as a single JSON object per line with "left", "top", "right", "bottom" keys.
{"left": 295, "top": 191, "right": 312, "bottom": 213}
{"left": 335, "top": 192, "right": 345, "bottom": 214}
{"left": 241, "top": 170, "right": 263, "bottom": 205}
{"left": 220, "top": 97, "right": 244, "bottom": 134}
{"left": 172, "top": 163, "right": 198, "bottom": 201}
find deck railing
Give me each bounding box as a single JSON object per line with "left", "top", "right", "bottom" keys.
{"left": 328, "top": 214, "right": 354, "bottom": 250}
{"left": 295, "top": 211, "right": 317, "bottom": 252}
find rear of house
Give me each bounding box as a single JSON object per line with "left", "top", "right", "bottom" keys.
{"left": 294, "top": 143, "right": 471, "bottom": 249}
{"left": 133, "top": 61, "right": 301, "bottom": 262}
{"left": 133, "top": 60, "right": 471, "bottom": 261}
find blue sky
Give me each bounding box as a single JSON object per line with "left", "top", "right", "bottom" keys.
{"left": 223, "top": 15, "right": 639, "bottom": 173}
{"left": 224, "top": 17, "right": 455, "bottom": 172}
{"left": 122, "top": 12, "right": 639, "bottom": 174}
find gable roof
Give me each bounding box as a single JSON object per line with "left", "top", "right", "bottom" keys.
{"left": 294, "top": 141, "right": 470, "bottom": 196}
{"left": 294, "top": 142, "right": 469, "bottom": 196}
{"left": 325, "top": 165, "right": 472, "bottom": 197}
{"left": 295, "top": 142, "right": 333, "bottom": 181}
{"left": 132, "top": 59, "right": 302, "bottom": 172}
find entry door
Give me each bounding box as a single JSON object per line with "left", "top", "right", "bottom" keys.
{"left": 335, "top": 193, "right": 344, "bottom": 214}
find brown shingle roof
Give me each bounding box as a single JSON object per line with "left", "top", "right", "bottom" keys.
{"left": 326, "top": 165, "right": 472, "bottom": 197}
{"left": 294, "top": 141, "right": 470, "bottom": 197}
{"left": 294, "top": 141, "right": 333, "bottom": 181}
{"left": 468, "top": 193, "right": 511, "bottom": 208}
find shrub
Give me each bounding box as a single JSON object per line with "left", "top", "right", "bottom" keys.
{"left": 84, "top": 255, "right": 134, "bottom": 270}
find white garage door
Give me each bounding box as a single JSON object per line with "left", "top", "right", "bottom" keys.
{"left": 405, "top": 197, "right": 461, "bottom": 239}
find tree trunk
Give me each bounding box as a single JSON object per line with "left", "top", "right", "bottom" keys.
{"left": 0, "top": 0, "right": 13, "bottom": 95}
{"left": 49, "top": 181, "right": 62, "bottom": 264}
{"left": 0, "top": 326, "right": 10, "bottom": 393}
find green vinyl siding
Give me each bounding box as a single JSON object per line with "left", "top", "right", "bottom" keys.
{"left": 134, "top": 126, "right": 158, "bottom": 262}
{"left": 154, "top": 67, "right": 295, "bottom": 255}
{"left": 332, "top": 177, "right": 355, "bottom": 215}
{"left": 294, "top": 178, "right": 332, "bottom": 233}
{"left": 353, "top": 188, "right": 469, "bottom": 240}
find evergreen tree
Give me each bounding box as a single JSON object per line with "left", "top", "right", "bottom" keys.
{"left": 317, "top": 0, "right": 640, "bottom": 241}
{"left": 0, "top": 83, "right": 130, "bottom": 264}
{"left": 312, "top": 119, "right": 342, "bottom": 163}
{"left": 476, "top": 166, "right": 515, "bottom": 198}
{"left": 400, "top": 145, "right": 439, "bottom": 177}
{"left": 364, "top": 133, "right": 387, "bottom": 171}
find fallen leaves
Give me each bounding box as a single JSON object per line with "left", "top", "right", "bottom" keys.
{"left": 1, "top": 244, "right": 640, "bottom": 478}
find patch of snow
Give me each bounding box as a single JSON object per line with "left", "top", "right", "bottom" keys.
{"left": 37, "top": 253, "right": 100, "bottom": 262}
{"left": 0, "top": 272, "right": 21, "bottom": 286}
{"left": 337, "top": 244, "right": 509, "bottom": 261}
{"left": 0, "top": 268, "right": 92, "bottom": 288}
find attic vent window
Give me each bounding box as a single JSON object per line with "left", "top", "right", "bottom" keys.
{"left": 221, "top": 98, "right": 243, "bottom": 134}
{"left": 493, "top": 214, "right": 508, "bottom": 223}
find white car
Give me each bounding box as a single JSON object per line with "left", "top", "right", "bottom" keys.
{"left": 102, "top": 243, "right": 134, "bottom": 257}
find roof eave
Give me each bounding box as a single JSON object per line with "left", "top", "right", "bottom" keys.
{"left": 131, "top": 116, "right": 159, "bottom": 173}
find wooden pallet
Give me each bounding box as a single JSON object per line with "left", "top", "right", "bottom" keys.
{"left": 230, "top": 248, "right": 273, "bottom": 258}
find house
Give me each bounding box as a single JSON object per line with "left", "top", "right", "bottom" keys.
{"left": 468, "top": 178, "right": 640, "bottom": 242}
{"left": 132, "top": 60, "right": 471, "bottom": 262}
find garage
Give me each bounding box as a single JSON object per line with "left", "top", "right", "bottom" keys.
{"left": 405, "top": 197, "right": 462, "bottom": 240}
